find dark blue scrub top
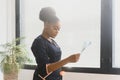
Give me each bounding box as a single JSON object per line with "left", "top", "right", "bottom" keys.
{"left": 31, "top": 35, "right": 62, "bottom": 80}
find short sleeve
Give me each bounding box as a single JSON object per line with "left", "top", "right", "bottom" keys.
{"left": 31, "top": 38, "right": 49, "bottom": 66}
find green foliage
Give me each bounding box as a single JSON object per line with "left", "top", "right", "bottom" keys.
{"left": 0, "top": 37, "right": 32, "bottom": 74}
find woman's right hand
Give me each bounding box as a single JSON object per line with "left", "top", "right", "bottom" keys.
{"left": 67, "top": 53, "right": 80, "bottom": 63}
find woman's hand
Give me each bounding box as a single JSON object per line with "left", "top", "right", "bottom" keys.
{"left": 67, "top": 53, "right": 80, "bottom": 63}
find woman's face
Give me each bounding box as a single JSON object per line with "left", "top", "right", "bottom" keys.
{"left": 45, "top": 21, "right": 61, "bottom": 38}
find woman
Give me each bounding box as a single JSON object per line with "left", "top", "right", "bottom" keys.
{"left": 31, "top": 7, "right": 80, "bottom": 80}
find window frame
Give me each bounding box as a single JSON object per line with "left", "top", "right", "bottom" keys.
{"left": 16, "top": 0, "right": 120, "bottom": 74}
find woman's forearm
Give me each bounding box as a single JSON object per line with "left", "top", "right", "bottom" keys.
{"left": 47, "top": 57, "right": 70, "bottom": 73}
{"left": 46, "top": 53, "right": 80, "bottom": 73}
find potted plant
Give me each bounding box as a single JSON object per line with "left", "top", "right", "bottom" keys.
{"left": 0, "top": 38, "right": 31, "bottom": 80}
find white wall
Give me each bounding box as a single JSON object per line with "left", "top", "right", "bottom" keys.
{"left": 63, "top": 72, "right": 120, "bottom": 80}
{"left": 18, "top": 69, "right": 120, "bottom": 80}
{"left": 0, "top": 0, "right": 16, "bottom": 43}
{"left": 0, "top": 0, "right": 15, "bottom": 80}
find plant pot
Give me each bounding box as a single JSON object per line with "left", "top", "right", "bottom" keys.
{"left": 4, "top": 71, "right": 18, "bottom": 80}
{"left": 3, "top": 63, "right": 19, "bottom": 80}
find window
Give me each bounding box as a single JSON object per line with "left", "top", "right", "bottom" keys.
{"left": 17, "top": 0, "right": 120, "bottom": 74}
{"left": 20, "top": 0, "right": 101, "bottom": 68}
